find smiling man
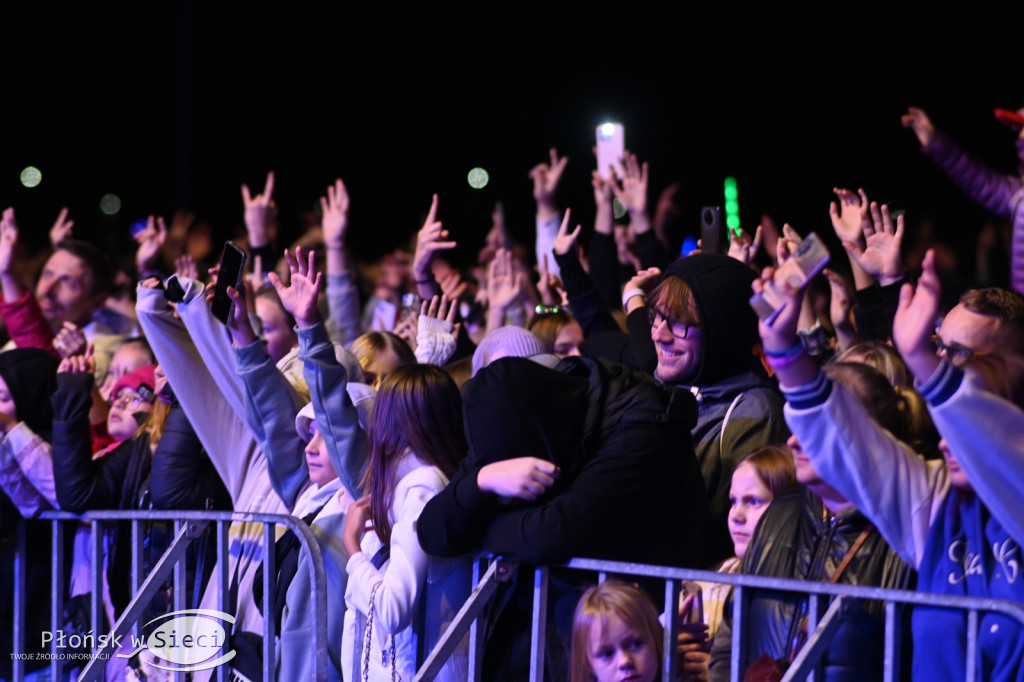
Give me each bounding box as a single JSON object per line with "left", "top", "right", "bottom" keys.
{"left": 646, "top": 254, "right": 788, "bottom": 564}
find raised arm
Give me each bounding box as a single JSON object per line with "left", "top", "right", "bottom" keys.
{"left": 411, "top": 194, "right": 455, "bottom": 300}
{"left": 530, "top": 148, "right": 568, "bottom": 279}
{"left": 225, "top": 284, "right": 308, "bottom": 509}
{"left": 274, "top": 247, "right": 372, "bottom": 500}
{"left": 136, "top": 279, "right": 256, "bottom": 502}
{"left": 320, "top": 178, "right": 363, "bottom": 346}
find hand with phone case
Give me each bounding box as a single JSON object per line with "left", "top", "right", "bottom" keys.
{"left": 210, "top": 241, "right": 247, "bottom": 325}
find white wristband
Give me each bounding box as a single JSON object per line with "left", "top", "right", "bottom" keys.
{"left": 622, "top": 288, "right": 646, "bottom": 311}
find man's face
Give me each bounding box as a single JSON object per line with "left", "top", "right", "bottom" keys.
{"left": 936, "top": 304, "right": 1002, "bottom": 365}
{"left": 650, "top": 308, "right": 703, "bottom": 384}
{"left": 35, "top": 250, "right": 99, "bottom": 328}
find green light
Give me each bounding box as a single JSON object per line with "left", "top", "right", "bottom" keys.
{"left": 726, "top": 215, "right": 740, "bottom": 230}
{"left": 725, "top": 200, "right": 739, "bottom": 215}
{"left": 723, "top": 176, "right": 738, "bottom": 201}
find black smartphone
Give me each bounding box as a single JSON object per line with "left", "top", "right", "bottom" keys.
{"left": 211, "top": 241, "right": 247, "bottom": 325}
{"left": 701, "top": 206, "right": 724, "bottom": 255}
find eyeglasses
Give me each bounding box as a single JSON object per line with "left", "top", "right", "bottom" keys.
{"left": 931, "top": 334, "right": 974, "bottom": 362}
{"left": 647, "top": 308, "right": 698, "bottom": 339}
{"left": 113, "top": 392, "right": 151, "bottom": 411}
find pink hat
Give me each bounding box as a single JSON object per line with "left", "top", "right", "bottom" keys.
{"left": 111, "top": 364, "right": 157, "bottom": 405}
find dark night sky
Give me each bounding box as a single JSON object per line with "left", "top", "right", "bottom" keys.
{"left": 5, "top": 7, "right": 1023, "bottom": 285}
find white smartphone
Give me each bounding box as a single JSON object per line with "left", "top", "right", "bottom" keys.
{"left": 595, "top": 122, "right": 625, "bottom": 180}
{"left": 749, "top": 232, "right": 830, "bottom": 323}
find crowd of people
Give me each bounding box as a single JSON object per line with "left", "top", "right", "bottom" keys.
{"left": 1, "top": 105, "right": 1023, "bottom": 681}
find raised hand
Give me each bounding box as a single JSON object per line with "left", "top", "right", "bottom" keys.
{"left": 609, "top": 151, "right": 649, "bottom": 218}
{"left": 0, "top": 208, "right": 18, "bottom": 277}
{"left": 842, "top": 203, "right": 905, "bottom": 285}
{"left": 727, "top": 225, "right": 763, "bottom": 266}
{"left": 825, "top": 269, "right": 858, "bottom": 353}
{"left": 552, "top": 208, "right": 581, "bottom": 257}
{"left": 420, "top": 293, "right": 458, "bottom": 327}
{"left": 49, "top": 207, "right": 74, "bottom": 247}
{"left": 774, "top": 223, "right": 803, "bottom": 265}
{"left": 487, "top": 247, "right": 523, "bottom": 313}
{"left": 268, "top": 247, "right": 322, "bottom": 329}
{"left": 829, "top": 188, "right": 868, "bottom": 245}
{"left": 320, "top": 178, "right": 350, "bottom": 249}
{"left": 224, "top": 284, "right": 258, "bottom": 347}
{"left": 476, "top": 457, "right": 560, "bottom": 501}
{"left": 174, "top": 253, "right": 199, "bottom": 281}
{"left": 53, "top": 322, "right": 87, "bottom": 359}
{"left": 412, "top": 194, "right": 456, "bottom": 284}
{"left": 57, "top": 345, "right": 96, "bottom": 375}
{"left": 134, "top": 215, "right": 168, "bottom": 273}
{"left": 536, "top": 254, "right": 566, "bottom": 307}
{"left": 893, "top": 249, "right": 941, "bottom": 379}
{"left": 529, "top": 148, "right": 568, "bottom": 221}
{"left": 241, "top": 171, "right": 276, "bottom": 248}
{"left": 901, "top": 107, "right": 936, "bottom": 148}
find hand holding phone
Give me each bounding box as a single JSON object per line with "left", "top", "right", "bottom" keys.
{"left": 700, "top": 206, "right": 724, "bottom": 255}
{"left": 211, "top": 241, "right": 247, "bottom": 325}
{"left": 749, "top": 232, "right": 830, "bottom": 322}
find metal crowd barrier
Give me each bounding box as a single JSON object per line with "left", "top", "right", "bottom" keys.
{"left": 10, "top": 510, "right": 326, "bottom": 682}
{"left": 11, "top": 513, "right": 1024, "bottom": 682}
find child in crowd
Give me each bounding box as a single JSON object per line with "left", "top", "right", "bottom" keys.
{"left": 571, "top": 580, "right": 663, "bottom": 682}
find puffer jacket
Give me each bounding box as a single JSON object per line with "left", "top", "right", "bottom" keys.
{"left": 709, "top": 487, "right": 912, "bottom": 682}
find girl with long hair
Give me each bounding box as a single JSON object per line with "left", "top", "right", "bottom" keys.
{"left": 342, "top": 363, "right": 471, "bottom": 681}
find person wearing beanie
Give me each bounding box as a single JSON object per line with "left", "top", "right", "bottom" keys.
{"left": 471, "top": 324, "right": 547, "bottom": 376}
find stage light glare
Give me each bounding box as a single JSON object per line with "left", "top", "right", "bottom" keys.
{"left": 20, "top": 167, "right": 42, "bottom": 188}
{"left": 100, "top": 193, "right": 122, "bottom": 216}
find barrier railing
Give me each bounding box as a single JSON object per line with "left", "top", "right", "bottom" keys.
{"left": 11, "top": 514, "right": 1024, "bottom": 681}
{"left": 11, "top": 510, "right": 326, "bottom": 682}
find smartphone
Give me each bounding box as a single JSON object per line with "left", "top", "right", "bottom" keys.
{"left": 681, "top": 582, "right": 704, "bottom": 625}
{"left": 994, "top": 108, "right": 1024, "bottom": 132}
{"left": 371, "top": 299, "right": 398, "bottom": 332}
{"left": 595, "top": 122, "right": 625, "bottom": 180}
{"left": 749, "top": 232, "right": 830, "bottom": 323}
{"left": 211, "top": 241, "right": 247, "bottom": 325}
{"left": 700, "top": 206, "right": 724, "bottom": 255}
{"left": 399, "top": 292, "right": 422, "bottom": 325}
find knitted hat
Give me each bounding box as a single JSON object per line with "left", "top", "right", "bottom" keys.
{"left": 471, "top": 326, "right": 545, "bottom": 377}
{"left": 111, "top": 364, "right": 157, "bottom": 405}
{"left": 295, "top": 401, "right": 317, "bottom": 442}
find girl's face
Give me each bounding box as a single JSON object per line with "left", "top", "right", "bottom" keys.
{"left": 588, "top": 614, "right": 657, "bottom": 682}
{"left": 728, "top": 462, "right": 774, "bottom": 559}
{"left": 305, "top": 421, "right": 339, "bottom": 487}
{"left": 107, "top": 388, "right": 153, "bottom": 442}
{"left": 939, "top": 438, "right": 973, "bottom": 492}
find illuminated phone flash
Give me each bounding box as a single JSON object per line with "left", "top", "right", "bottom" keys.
{"left": 599, "top": 122, "right": 618, "bottom": 140}
{"left": 19, "top": 166, "right": 42, "bottom": 188}
{"left": 467, "top": 167, "right": 489, "bottom": 189}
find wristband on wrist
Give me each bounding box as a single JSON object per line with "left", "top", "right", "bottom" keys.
{"left": 767, "top": 346, "right": 807, "bottom": 369}
{"left": 622, "top": 288, "right": 646, "bottom": 311}
{"left": 764, "top": 338, "right": 804, "bottom": 359}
